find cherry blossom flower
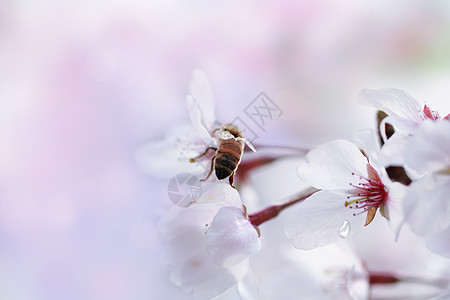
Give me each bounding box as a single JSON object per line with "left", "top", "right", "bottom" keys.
{"left": 205, "top": 204, "right": 261, "bottom": 266}
{"left": 404, "top": 121, "right": 450, "bottom": 176}
{"left": 359, "top": 88, "right": 449, "bottom": 137}
{"left": 358, "top": 88, "right": 449, "bottom": 166}
{"left": 402, "top": 121, "right": 450, "bottom": 258}
{"left": 136, "top": 69, "right": 217, "bottom": 178}
{"left": 197, "top": 182, "right": 261, "bottom": 267}
{"left": 258, "top": 241, "right": 370, "bottom": 300}
{"left": 158, "top": 182, "right": 259, "bottom": 299}
{"left": 285, "top": 139, "right": 405, "bottom": 250}
{"left": 349, "top": 213, "right": 450, "bottom": 299}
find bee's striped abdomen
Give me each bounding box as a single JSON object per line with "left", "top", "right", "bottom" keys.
{"left": 215, "top": 139, "right": 244, "bottom": 180}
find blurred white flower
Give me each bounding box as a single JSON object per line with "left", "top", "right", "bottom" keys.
{"left": 159, "top": 181, "right": 261, "bottom": 299}
{"left": 404, "top": 121, "right": 450, "bottom": 175}
{"left": 206, "top": 205, "right": 261, "bottom": 266}
{"left": 359, "top": 88, "right": 449, "bottom": 166}
{"left": 285, "top": 140, "right": 405, "bottom": 250}
{"left": 259, "top": 242, "right": 369, "bottom": 300}
{"left": 402, "top": 121, "right": 450, "bottom": 258}
{"left": 349, "top": 214, "right": 450, "bottom": 299}
{"left": 159, "top": 188, "right": 255, "bottom": 299}
{"left": 196, "top": 182, "right": 261, "bottom": 266}
{"left": 136, "top": 69, "right": 217, "bottom": 178}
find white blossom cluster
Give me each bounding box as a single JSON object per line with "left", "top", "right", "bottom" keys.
{"left": 138, "top": 71, "right": 450, "bottom": 300}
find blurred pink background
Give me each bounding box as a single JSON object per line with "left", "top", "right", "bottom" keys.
{"left": 1, "top": 1, "right": 450, "bottom": 299}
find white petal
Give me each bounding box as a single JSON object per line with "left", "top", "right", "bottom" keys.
{"left": 404, "top": 174, "right": 450, "bottom": 236}
{"left": 385, "top": 182, "right": 406, "bottom": 239}
{"left": 378, "top": 132, "right": 409, "bottom": 166}
{"left": 210, "top": 271, "right": 259, "bottom": 300}
{"left": 187, "top": 95, "right": 215, "bottom": 146}
{"left": 192, "top": 260, "right": 249, "bottom": 300}
{"left": 358, "top": 88, "right": 423, "bottom": 133}
{"left": 168, "top": 238, "right": 225, "bottom": 291}
{"left": 297, "top": 140, "right": 369, "bottom": 190}
{"left": 347, "top": 263, "right": 370, "bottom": 300}
{"left": 405, "top": 121, "right": 450, "bottom": 174}
{"left": 189, "top": 69, "right": 216, "bottom": 131}
{"left": 235, "top": 271, "right": 259, "bottom": 300}
{"left": 260, "top": 266, "right": 326, "bottom": 300}
{"left": 431, "top": 287, "right": 450, "bottom": 300}
{"left": 135, "top": 125, "right": 207, "bottom": 178}
{"left": 353, "top": 129, "right": 381, "bottom": 163}
{"left": 381, "top": 114, "right": 420, "bottom": 135}
{"left": 159, "top": 204, "right": 219, "bottom": 242}
{"left": 206, "top": 206, "right": 261, "bottom": 266}
{"left": 285, "top": 190, "right": 366, "bottom": 250}
{"left": 425, "top": 227, "right": 450, "bottom": 259}
{"left": 197, "top": 181, "right": 243, "bottom": 207}
{"left": 158, "top": 204, "right": 249, "bottom": 299}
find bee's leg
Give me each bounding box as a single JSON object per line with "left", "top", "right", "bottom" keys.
{"left": 189, "top": 147, "right": 217, "bottom": 163}
{"left": 201, "top": 156, "right": 216, "bottom": 182}
{"left": 229, "top": 174, "right": 235, "bottom": 189}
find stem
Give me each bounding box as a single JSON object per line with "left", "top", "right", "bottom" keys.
{"left": 396, "top": 275, "right": 448, "bottom": 288}
{"left": 369, "top": 272, "right": 449, "bottom": 288}
{"left": 245, "top": 144, "right": 310, "bottom": 154}
{"left": 248, "top": 187, "right": 319, "bottom": 226}
{"left": 369, "top": 272, "right": 449, "bottom": 300}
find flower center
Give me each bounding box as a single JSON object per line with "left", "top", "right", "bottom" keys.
{"left": 345, "top": 164, "right": 388, "bottom": 218}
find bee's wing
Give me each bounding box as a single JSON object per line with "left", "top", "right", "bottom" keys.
{"left": 217, "top": 130, "right": 256, "bottom": 152}
{"left": 217, "top": 130, "right": 235, "bottom": 140}
{"left": 236, "top": 137, "right": 256, "bottom": 152}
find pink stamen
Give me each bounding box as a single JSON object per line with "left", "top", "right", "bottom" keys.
{"left": 345, "top": 164, "right": 388, "bottom": 218}
{"left": 422, "top": 104, "right": 448, "bottom": 121}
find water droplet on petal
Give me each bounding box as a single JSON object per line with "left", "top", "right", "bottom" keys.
{"left": 339, "top": 220, "right": 351, "bottom": 238}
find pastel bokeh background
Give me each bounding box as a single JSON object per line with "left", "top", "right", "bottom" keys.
{"left": 1, "top": 1, "right": 450, "bottom": 299}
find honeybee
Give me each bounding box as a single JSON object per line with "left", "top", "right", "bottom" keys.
{"left": 190, "top": 124, "right": 256, "bottom": 187}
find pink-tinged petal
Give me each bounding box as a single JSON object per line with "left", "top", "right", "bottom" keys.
{"left": 187, "top": 95, "right": 215, "bottom": 146}
{"left": 189, "top": 69, "right": 216, "bottom": 131}
{"left": 405, "top": 121, "right": 450, "bottom": 174}
{"left": 285, "top": 190, "right": 366, "bottom": 250}
{"left": 425, "top": 227, "right": 450, "bottom": 259}
{"left": 384, "top": 182, "right": 406, "bottom": 239}
{"left": 297, "top": 140, "right": 368, "bottom": 191}
{"left": 358, "top": 89, "right": 423, "bottom": 126}
{"left": 404, "top": 175, "right": 450, "bottom": 236}
{"left": 197, "top": 181, "right": 242, "bottom": 208}
{"left": 206, "top": 206, "right": 261, "bottom": 266}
